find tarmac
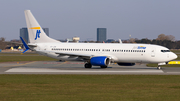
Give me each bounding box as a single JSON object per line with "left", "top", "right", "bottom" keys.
{"left": 0, "top": 61, "right": 180, "bottom": 75}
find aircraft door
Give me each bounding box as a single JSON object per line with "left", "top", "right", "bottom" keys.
{"left": 151, "top": 48, "right": 156, "bottom": 57}
{"left": 44, "top": 45, "right": 47, "bottom": 51}
{"left": 43, "top": 45, "right": 50, "bottom": 56}
{"left": 167, "top": 53, "right": 169, "bottom": 58}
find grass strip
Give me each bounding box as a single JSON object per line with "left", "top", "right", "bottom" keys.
{"left": 0, "top": 75, "right": 180, "bottom": 101}
{"left": 0, "top": 53, "right": 39, "bottom": 55}
{"left": 147, "top": 64, "right": 180, "bottom": 67}
{"left": 171, "top": 50, "right": 180, "bottom": 53}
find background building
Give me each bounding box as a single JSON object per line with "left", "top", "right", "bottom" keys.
{"left": 20, "top": 28, "right": 28, "bottom": 43}
{"left": 20, "top": 28, "right": 49, "bottom": 43}
{"left": 97, "top": 28, "right": 106, "bottom": 42}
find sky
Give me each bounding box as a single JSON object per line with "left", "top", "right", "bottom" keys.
{"left": 1, "top": 0, "right": 180, "bottom": 41}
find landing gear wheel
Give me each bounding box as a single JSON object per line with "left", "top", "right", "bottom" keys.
{"left": 101, "top": 66, "right": 107, "bottom": 68}
{"left": 85, "top": 63, "right": 92, "bottom": 68}
{"left": 157, "top": 66, "right": 161, "bottom": 70}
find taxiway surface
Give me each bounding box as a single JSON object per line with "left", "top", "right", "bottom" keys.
{"left": 0, "top": 61, "right": 180, "bottom": 75}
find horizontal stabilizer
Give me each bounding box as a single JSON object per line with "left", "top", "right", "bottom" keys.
{"left": 20, "top": 37, "right": 30, "bottom": 53}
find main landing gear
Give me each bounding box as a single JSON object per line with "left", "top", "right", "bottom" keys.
{"left": 84, "top": 63, "right": 92, "bottom": 68}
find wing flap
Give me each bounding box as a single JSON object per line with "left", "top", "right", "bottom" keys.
{"left": 55, "top": 52, "right": 92, "bottom": 59}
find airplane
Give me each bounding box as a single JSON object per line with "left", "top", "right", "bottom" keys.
{"left": 20, "top": 10, "right": 178, "bottom": 70}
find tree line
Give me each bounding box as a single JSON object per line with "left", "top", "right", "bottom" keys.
{"left": 134, "top": 34, "right": 180, "bottom": 49}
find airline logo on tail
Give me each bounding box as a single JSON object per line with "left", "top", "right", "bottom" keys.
{"left": 30, "top": 27, "right": 41, "bottom": 40}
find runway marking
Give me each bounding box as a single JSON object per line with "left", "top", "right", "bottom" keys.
{"left": 5, "top": 67, "right": 164, "bottom": 73}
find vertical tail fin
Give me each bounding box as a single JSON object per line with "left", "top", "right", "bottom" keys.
{"left": 24, "top": 10, "right": 59, "bottom": 43}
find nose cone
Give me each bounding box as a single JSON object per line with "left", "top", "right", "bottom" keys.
{"left": 171, "top": 52, "right": 178, "bottom": 60}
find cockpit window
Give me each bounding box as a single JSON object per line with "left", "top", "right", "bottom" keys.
{"left": 161, "top": 50, "right": 170, "bottom": 52}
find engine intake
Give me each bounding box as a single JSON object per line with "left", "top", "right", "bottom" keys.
{"left": 90, "top": 56, "right": 110, "bottom": 66}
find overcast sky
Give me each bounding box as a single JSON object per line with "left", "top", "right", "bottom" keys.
{"left": 1, "top": 0, "right": 180, "bottom": 41}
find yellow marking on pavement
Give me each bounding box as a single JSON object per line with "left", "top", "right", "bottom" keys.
{"left": 53, "top": 61, "right": 68, "bottom": 67}
{"left": 168, "top": 61, "right": 180, "bottom": 64}
{"left": 3, "top": 61, "right": 37, "bottom": 68}
{"left": 24, "top": 61, "right": 37, "bottom": 65}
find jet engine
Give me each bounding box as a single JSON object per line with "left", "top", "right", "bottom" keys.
{"left": 90, "top": 56, "right": 110, "bottom": 66}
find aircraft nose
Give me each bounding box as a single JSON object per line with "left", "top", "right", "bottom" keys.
{"left": 171, "top": 52, "right": 178, "bottom": 60}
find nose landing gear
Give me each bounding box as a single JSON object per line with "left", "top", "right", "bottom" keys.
{"left": 157, "top": 62, "right": 167, "bottom": 70}
{"left": 157, "top": 66, "right": 161, "bottom": 70}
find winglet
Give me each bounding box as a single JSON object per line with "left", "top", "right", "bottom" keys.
{"left": 20, "top": 37, "right": 30, "bottom": 53}
{"left": 119, "top": 39, "right": 122, "bottom": 44}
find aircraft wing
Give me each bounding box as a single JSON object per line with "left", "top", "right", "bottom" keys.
{"left": 38, "top": 50, "right": 115, "bottom": 61}
{"left": 55, "top": 52, "right": 92, "bottom": 59}
{"left": 54, "top": 52, "right": 115, "bottom": 61}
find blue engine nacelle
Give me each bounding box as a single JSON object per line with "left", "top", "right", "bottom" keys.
{"left": 90, "top": 56, "right": 110, "bottom": 66}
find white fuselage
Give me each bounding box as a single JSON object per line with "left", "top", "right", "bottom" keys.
{"left": 32, "top": 42, "right": 177, "bottom": 64}
{"left": 23, "top": 10, "right": 178, "bottom": 68}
